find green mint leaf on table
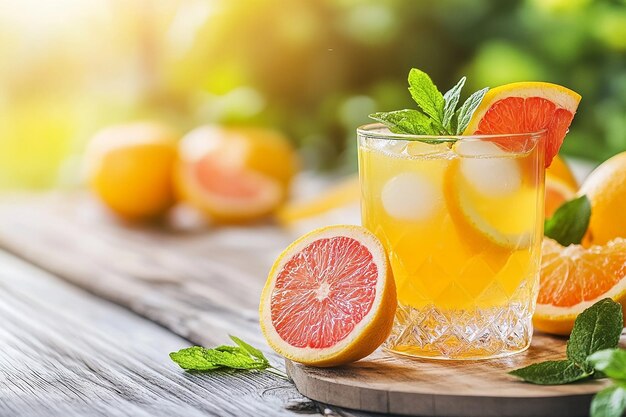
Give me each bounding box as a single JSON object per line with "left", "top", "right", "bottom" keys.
{"left": 508, "top": 360, "right": 591, "bottom": 385}
{"left": 169, "top": 346, "right": 222, "bottom": 371}
{"left": 369, "top": 110, "right": 435, "bottom": 135}
{"left": 456, "top": 87, "right": 489, "bottom": 134}
{"left": 544, "top": 195, "right": 592, "bottom": 246}
{"left": 170, "top": 337, "right": 287, "bottom": 378}
{"left": 442, "top": 76, "right": 466, "bottom": 130}
{"left": 589, "top": 349, "right": 626, "bottom": 381}
{"left": 509, "top": 298, "right": 622, "bottom": 384}
{"left": 567, "top": 298, "right": 623, "bottom": 370}
{"left": 590, "top": 385, "right": 626, "bottom": 417}
{"left": 407, "top": 68, "right": 445, "bottom": 129}
{"left": 230, "top": 335, "right": 270, "bottom": 365}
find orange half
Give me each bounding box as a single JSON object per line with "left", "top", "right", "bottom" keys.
{"left": 534, "top": 238, "right": 626, "bottom": 335}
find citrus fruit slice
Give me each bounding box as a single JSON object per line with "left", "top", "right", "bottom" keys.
{"left": 579, "top": 151, "right": 626, "bottom": 246}
{"left": 175, "top": 126, "right": 299, "bottom": 224}
{"left": 548, "top": 154, "right": 578, "bottom": 189}
{"left": 84, "top": 121, "right": 178, "bottom": 221}
{"left": 444, "top": 140, "right": 536, "bottom": 250}
{"left": 276, "top": 175, "right": 360, "bottom": 226}
{"left": 463, "top": 82, "right": 581, "bottom": 167}
{"left": 260, "top": 225, "right": 396, "bottom": 367}
{"left": 534, "top": 237, "right": 626, "bottom": 335}
{"left": 544, "top": 175, "right": 576, "bottom": 218}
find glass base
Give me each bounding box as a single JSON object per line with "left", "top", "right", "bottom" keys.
{"left": 383, "top": 302, "right": 533, "bottom": 360}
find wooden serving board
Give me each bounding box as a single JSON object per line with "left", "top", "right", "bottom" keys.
{"left": 287, "top": 333, "right": 625, "bottom": 417}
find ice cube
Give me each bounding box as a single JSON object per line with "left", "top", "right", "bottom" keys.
{"left": 382, "top": 173, "right": 441, "bottom": 221}
{"left": 456, "top": 141, "right": 522, "bottom": 197}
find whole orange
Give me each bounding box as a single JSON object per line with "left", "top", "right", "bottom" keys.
{"left": 85, "top": 122, "right": 178, "bottom": 221}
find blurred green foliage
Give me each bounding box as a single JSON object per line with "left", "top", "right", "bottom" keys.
{"left": 1, "top": 0, "right": 625, "bottom": 188}
{"left": 182, "top": 0, "right": 626, "bottom": 169}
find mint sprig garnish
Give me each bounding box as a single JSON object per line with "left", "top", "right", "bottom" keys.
{"left": 509, "top": 299, "right": 625, "bottom": 417}
{"left": 588, "top": 349, "right": 626, "bottom": 417}
{"left": 456, "top": 86, "right": 489, "bottom": 134}
{"left": 566, "top": 298, "right": 623, "bottom": 370}
{"left": 369, "top": 68, "right": 489, "bottom": 136}
{"left": 510, "top": 299, "right": 622, "bottom": 384}
{"left": 170, "top": 335, "right": 288, "bottom": 378}
{"left": 509, "top": 360, "right": 592, "bottom": 385}
{"left": 544, "top": 195, "right": 591, "bottom": 246}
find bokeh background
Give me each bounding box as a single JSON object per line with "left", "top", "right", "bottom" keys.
{"left": 1, "top": 0, "right": 626, "bottom": 190}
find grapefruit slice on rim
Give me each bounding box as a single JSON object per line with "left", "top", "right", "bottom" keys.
{"left": 260, "top": 225, "right": 396, "bottom": 367}
{"left": 533, "top": 238, "right": 626, "bottom": 335}
{"left": 463, "top": 82, "right": 581, "bottom": 167}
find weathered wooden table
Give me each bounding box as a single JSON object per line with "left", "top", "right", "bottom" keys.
{"left": 0, "top": 193, "right": 373, "bottom": 417}
{"left": 0, "top": 160, "right": 601, "bottom": 417}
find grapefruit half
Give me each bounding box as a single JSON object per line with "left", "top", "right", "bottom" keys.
{"left": 260, "top": 225, "right": 396, "bottom": 367}
{"left": 175, "top": 126, "right": 297, "bottom": 223}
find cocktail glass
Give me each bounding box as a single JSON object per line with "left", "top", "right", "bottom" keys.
{"left": 357, "top": 123, "right": 546, "bottom": 360}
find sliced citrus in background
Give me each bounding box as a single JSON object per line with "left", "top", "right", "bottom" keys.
{"left": 547, "top": 154, "right": 578, "bottom": 189}
{"left": 276, "top": 175, "right": 360, "bottom": 227}
{"left": 175, "top": 126, "right": 299, "bottom": 224}
{"left": 260, "top": 225, "right": 396, "bottom": 367}
{"left": 84, "top": 121, "right": 178, "bottom": 221}
{"left": 533, "top": 237, "right": 626, "bottom": 335}
{"left": 464, "top": 82, "right": 581, "bottom": 167}
{"left": 544, "top": 175, "right": 576, "bottom": 219}
{"left": 578, "top": 151, "right": 626, "bottom": 247}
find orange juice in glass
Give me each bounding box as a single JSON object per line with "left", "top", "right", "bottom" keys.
{"left": 358, "top": 124, "right": 546, "bottom": 359}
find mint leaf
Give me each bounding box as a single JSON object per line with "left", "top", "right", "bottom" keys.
{"left": 170, "top": 337, "right": 288, "bottom": 379}
{"left": 544, "top": 195, "right": 591, "bottom": 246}
{"left": 369, "top": 110, "right": 436, "bottom": 135}
{"left": 407, "top": 69, "right": 445, "bottom": 130}
{"left": 442, "top": 76, "right": 466, "bottom": 130}
{"left": 169, "top": 346, "right": 222, "bottom": 371}
{"left": 591, "top": 385, "right": 626, "bottom": 417}
{"left": 201, "top": 348, "right": 267, "bottom": 370}
{"left": 509, "top": 360, "right": 591, "bottom": 385}
{"left": 589, "top": 349, "right": 626, "bottom": 380}
{"left": 456, "top": 87, "right": 489, "bottom": 134}
{"left": 230, "top": 335, "right": 269, "bottom": 365}
{"left": 567, "top": 298, "right": 623, "bottom": 369}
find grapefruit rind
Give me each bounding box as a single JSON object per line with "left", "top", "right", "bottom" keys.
{"left": 260, "top": 225, "right": 396, "bottom": 367}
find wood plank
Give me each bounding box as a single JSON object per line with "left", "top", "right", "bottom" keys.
{"left": 0, "top": 193, "right": 290, "bottom": 350}
{"left": 287, "top": 331, "right": 626, "bottom": 417}
{"left": 0, "top": 250, "right": 319, "bottom": 416}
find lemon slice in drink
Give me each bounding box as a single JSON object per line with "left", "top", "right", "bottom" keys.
{"left": 444, "top": 140, "right": 537, "bottom": 249}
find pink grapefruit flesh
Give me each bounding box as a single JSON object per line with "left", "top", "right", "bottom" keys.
{"left": 271, "top": 236, "right": 378, "bottom": 349}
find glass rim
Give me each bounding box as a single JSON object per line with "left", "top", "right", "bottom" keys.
{"left": 357, "top": 123, "right": 548, "bottom": 142}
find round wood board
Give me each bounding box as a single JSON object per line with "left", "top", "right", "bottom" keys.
{"left": 286, "top": 333, "right": 626, "bottom": 417}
